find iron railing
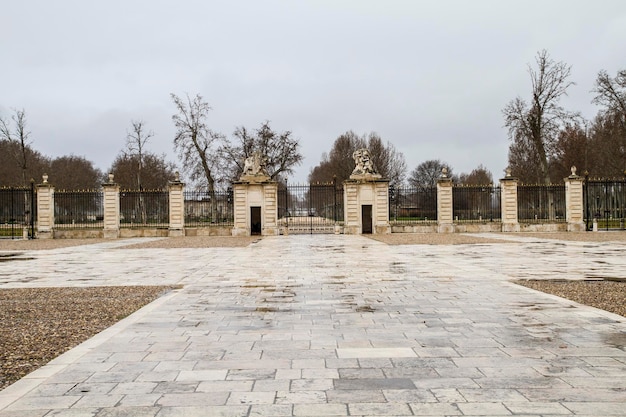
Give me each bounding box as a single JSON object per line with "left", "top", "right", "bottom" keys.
{"left": 389, "top": 186, "right": 437, "bottom": 224}
{"left": 517, "top": 184, "right": 566, "bottom": 223}
{"left": 120, "top": 190, "right": 169, "bottom": 228}
{"left": 278, "top": 182, "right": 343, "bottom": 233}
{"left": 184, "top": 189, "right": 234, "bottom": 226}
{"left": 0, "top": 185, "right": 35, "bottom": 239}
{"left": 453, "top": 185, "right": 501, "bottom": 223}
{"left": 584, "top": 178, "right": 626, "bottom": 230}
{"left": 54, "top": 190, "right": 104, "bottom": 229}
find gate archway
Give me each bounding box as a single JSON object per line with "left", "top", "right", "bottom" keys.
{"left": 278, "top": 181, "right": 343, "bottom": 234}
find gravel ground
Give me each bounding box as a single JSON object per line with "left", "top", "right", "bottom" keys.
{"left": 0, "top": 232, "right": 624, "bottom": 391}
{"left": 514, "top": 279, "right": 626, "bottom": 318}
{"left": 0, "top": 286, "right": 176, "bottom": 390}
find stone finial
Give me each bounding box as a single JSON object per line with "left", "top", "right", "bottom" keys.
{"left": 571, "top": 166, "right": 577, "bottom": 176}
{"left": 108, "top": 173, "right": 115, "bottom": 183}
{"left": 42, "top": 173, "right": 48, "bottom": 184}
{"left": 441, "top": 167, "right": 448, "bottom": 178}
{"left": 505, "top": 167, "right": 512, "bottom": 178}
{"left": 174, "top": 171, "right": 180, "bottom": 182}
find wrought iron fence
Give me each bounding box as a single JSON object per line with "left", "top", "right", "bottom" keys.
{"left": 120, "top": 190, "right": 169, "bottom": 228}
{"left": 389, "top": 186, "right": 437, "bottom": 224}
{"left": 184, "top": 189, "right": 234, "bottom": 226}
{"left": 278, "top": 182, "right": 343, "bottom": 234}
{"left": 585, "top": 178, "right": 626, "bottom": 230}
{"left": 54, "top": 190, "right": 104, "bottom": 229}
{"left": 517, "top": 184, "right": 566, "bottom": 223}
{"left": 0, "top": 185, "right": 35, "bottom": 239}
{"left": 453, "top": 185, "right": 501, "bottom": 223}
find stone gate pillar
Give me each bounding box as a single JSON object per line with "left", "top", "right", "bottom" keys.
{"left": 343, "top": 148, "right": 390, "bottom": 234}
{"left": 500, "top": 168, "right": 520, "bottom": 232}
{"left": 102, "top": 173, "right": 120, "bottom": 239}
{"left": 232, "top": 152, "right": 279, "bottom": 237}
{"left": 168, "top": 172, "right": 185, "bottom": 237}
{"left": 36, "top": 174, "right": 54, "bottom": 239}
{"left": 565, "top": 166, "right": 585, "bottom": 232}
{"left": 436, "top": 169, "right": 454, "bottom": 233}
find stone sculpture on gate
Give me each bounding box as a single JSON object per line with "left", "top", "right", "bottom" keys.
{"left": 240, "top": 151, "right": 270, "bottom": 182}
{"left": 350, "top": 148, "right": 381, "bottom": 180}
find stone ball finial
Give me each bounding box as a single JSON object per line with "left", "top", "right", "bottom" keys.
{"left": 42, "top": 173, "right": 48, "bottom": 184}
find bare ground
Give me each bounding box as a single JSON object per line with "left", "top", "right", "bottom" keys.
{"left": 0, "top": 286, "right": 176, "bottom": 390}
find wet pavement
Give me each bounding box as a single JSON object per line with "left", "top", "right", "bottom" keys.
{"left": 0, "top": 233, "right": 624, "bottom": 416}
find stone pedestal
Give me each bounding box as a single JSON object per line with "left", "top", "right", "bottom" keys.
{"left": 565, "top": 168, "right": 585, "bottom": 232}
{"left": 168, "top": 179, "right": 185, "bottom": 237}
{"left": 232, "top": 179, "right": 279, "bottom": 237}
{"left": 36, "top": 176, "right": 54, "bottom": 239}
{"left": 437, "top": 176, "right": 454, "bottom": 233}
{"left": 343, "top": 176, "right": 390, "bottom": 235}
{"left": 102, "top": 176, "right": 120, "bottom": 239}
{"left": 500, "top": 174, "right": 520, "bottom": 232}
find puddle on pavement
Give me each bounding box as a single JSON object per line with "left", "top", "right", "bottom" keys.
{"left": 0, "top": 252, "right": 35, "bottom": 262}
{"left": 604, "top": 333, "right": 626, "bottom": 349}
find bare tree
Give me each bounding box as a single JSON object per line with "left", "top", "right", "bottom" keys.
{"left": 125, "top": 120, "right": 154, "bottom": 191}
{"left": 593, "top": 69, "right": 626, "bottom": 116}
{"left": 459, "top": 164, "right": 493, "bottom": 185}
{"left": 592, "top": 69, "right": 626, "bottom": 173}
{"left": 503, "top": 50, "right": 576, "bottom": 184}
{"left": 408, "top": 159, "right": 454, "bottom": 190}
{"left": 108, "top": 153, "right": 176, "bottom": 190}
{"left": 171, "top": 93, "right": 224, "bottom": 192}
{"left": 308, "top": 131, "right": 407, "bottom": 185}
{"left": 0, "top": 109, "right": 31, "bottom": 186}
{"left": 221, "top": 121, "right": 303, "bottom": 182}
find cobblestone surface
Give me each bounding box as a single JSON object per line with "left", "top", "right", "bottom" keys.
{"left": 0, "top": 233, "right": 625, "bottom": 417}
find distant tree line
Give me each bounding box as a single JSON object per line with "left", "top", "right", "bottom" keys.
{"left": 6, "top": 57, "right": 622, "bottom": 191}
{"left": 503, "top": 50, "right": 626, "bottom": 183}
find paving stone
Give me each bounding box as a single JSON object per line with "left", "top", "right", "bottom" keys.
{"left": 1, "top": 234, "right": 626, "bottom": 417}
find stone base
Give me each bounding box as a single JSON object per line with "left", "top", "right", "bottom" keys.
{"left": 36, "top": 230, "right": 53, "bottom": 239}
{"left": 375, "top": 225, "right": 391, "bottom": 234}
{"left": 103, "top": 229, "right": 120, "bottom": 239}
{"left": 343, "top": 226, "right": 360, "bottom": 235}
{"left": 262, "top": 227, "right": 279, "bottom": 236}
{"left": 168, "top": 228, "right": 185, "bottom": 237}
{"left": 567, "top": 222, "right": 586, "bottom": 232}
{"left": 232, "top": 227, "right": 249, "bottom": 237}
{"left": 437, "top": 223, "right": 455, "bottom": 233}
{"left": 501, "top": 223, "right": 520, "bottom": 233}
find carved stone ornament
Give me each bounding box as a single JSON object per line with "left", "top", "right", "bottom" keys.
{"left": 350, "top": 148, "right": 381, "bottom": 179}
{"left": 240, "top": 151, "right": 270, "bottom": 181}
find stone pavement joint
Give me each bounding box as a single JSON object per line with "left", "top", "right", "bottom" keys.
{"left": 0, "top": 234, "right": 625, "bottom": 416}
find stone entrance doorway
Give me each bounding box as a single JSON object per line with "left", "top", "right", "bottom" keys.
{"left": 361, "top": 204, "right": 372, "bottom": 234}
{"left": 250, "top": 206, "right": 262, "bottom": 235}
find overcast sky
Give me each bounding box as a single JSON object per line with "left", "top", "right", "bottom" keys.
{"left": 2, "top": 0, "right": 625, "bottom": 184}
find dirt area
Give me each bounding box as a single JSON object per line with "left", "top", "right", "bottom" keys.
{"left": 0, "top": 286, "right": 176, "bottom": 390}
{"left": 515, "top": 279, "right": 626, "bottom": 318}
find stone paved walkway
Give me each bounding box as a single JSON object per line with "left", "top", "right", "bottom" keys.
{"left": 0, "top": 234, "right": 624, "bottom": 417}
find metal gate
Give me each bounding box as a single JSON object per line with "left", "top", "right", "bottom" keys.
{"left": 0, "top": 184, "right": 36, "bottom": 239}
{"left": 278, "top": 182, "right": 343, "bottom": 234}
{"left": 585, "top": 178, "right": 626, "bottom": 230}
